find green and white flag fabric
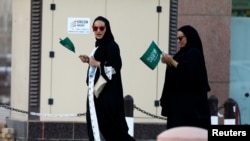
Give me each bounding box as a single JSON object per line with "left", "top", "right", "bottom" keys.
{"left": 59, "top": 37, "right": 79, "bottom": 56}
{"left": 140, "top": 41, "right": 163, "bottom": 70}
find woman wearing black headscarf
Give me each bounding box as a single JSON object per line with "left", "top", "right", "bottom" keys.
{"left": 79, "top": 16, "right": 135, "bottom": 141}
{"left": 160, "top": 25, "right": 211, "bottom": 130}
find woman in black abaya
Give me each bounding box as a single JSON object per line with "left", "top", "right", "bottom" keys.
{"left": 79, "top": 16, "right": 135, "bottom": 141}
{"left": 160, "top": 25, "right": 211, "bottom": 130}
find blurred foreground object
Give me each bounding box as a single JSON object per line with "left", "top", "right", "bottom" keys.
{"left": 157, "top": 126, "right": 207, "bottom": 141}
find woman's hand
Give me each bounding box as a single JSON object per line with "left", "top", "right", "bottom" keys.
{"left": 79, "top": 55, "right": 100, "bottom": 67}
{"left": 161, "top": 53, "right": 178, "bottom": 68}
{"left": 79, "top": 55, "right": 89, "bottom": 63}
{"left": 161, "top": 53, "right": 172, "bottom": 64}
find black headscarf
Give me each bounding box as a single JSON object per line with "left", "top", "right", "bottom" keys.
{"left": 178, "top": 25, "right": 204, "bottom": 56}
{"left": 92, "top": 16, "right": 115, "bottom": 47}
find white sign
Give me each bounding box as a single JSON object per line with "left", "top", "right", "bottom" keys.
{"left": 67, "top": 17, "right": 90, "bottom": 34}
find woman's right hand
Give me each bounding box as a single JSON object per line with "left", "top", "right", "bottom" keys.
{"left": 79, "top": 55, "right": 89, "bottom": 63}
{"left": 161, "top": 53, "right": 172, "bottom": 64}
{"left": 161, "top": 53, "right": 178, "bottom": 68}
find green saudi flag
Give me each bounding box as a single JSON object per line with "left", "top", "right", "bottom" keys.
{"left": 140, "top": 41, "right": 163, "bottom": 70}
{"left": 59, "top": 37, "right": 76, "bottom": 53}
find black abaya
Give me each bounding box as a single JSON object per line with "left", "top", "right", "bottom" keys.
{"left": 86, "top": 41, "right": 135, "bottom": 141}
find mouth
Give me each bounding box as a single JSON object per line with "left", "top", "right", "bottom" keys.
{"left": 96, "top": 34, "right": 103, "bottom": 39}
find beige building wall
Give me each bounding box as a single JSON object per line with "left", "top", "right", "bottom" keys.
{"left": 11, "top": 0, "right": 170, "bottom": 123}
{"left": 11, "top": 0, "right": 31, "bottom": 121}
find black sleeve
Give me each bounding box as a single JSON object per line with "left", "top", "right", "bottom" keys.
{"left": 175, "top": 48, "right": 204, "bottom": 93}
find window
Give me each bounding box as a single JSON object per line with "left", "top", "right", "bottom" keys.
{"left": 232, "top": 0, "right": 250, "bottom": 17}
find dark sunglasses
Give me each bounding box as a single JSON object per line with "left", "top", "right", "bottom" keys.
{"left": 92, "top": 26, "right": 106, "bottom": 31}
{"left": 177, "top": 36, "right": 185, "bottom": 41}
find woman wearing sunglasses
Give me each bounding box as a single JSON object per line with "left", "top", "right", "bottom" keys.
{"left": 160, "top": 25, "right": 211, "bottom": 130}
{"left": 79, "top": 16, "right": 135, "bottom": 141}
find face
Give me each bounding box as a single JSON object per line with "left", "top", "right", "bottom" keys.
{"left": 177, "top": 31, "right": 187, "bottom": 48}
{"left": 92, "top": 20, "right": 106, "bottom": 39}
